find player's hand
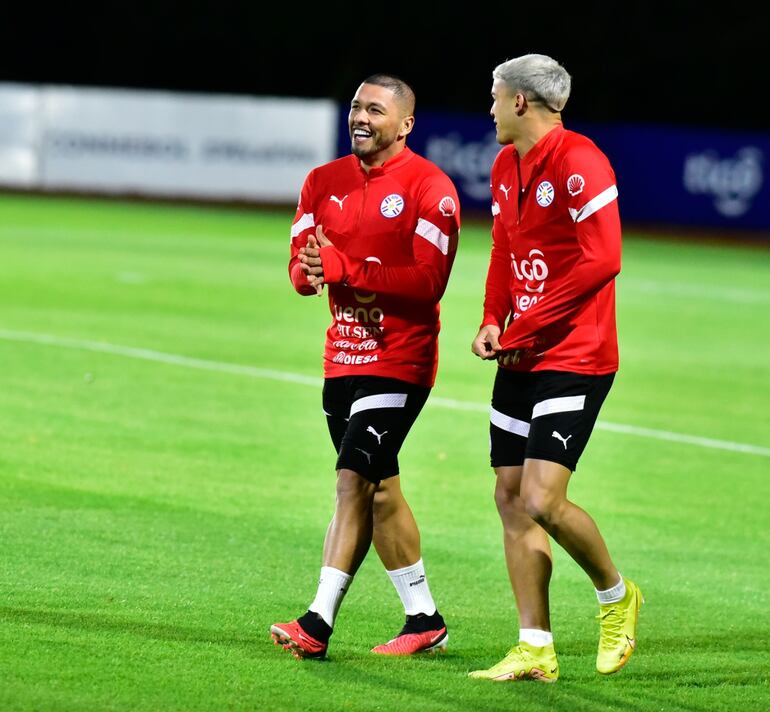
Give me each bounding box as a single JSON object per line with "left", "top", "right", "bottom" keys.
{"left": 299, "top": 226, "right": 334, "bottom": 295}
{"left": 299, "top": 226, "right": 334, "bottom": 270}
{"left": 314, "top": 224, "right": 332, "bottom": 248}
{"left": 298, "top": 236, "right": 322, "bottom": 295}
{"left": 471, "top": 325, "right": 502, "bottom": 360}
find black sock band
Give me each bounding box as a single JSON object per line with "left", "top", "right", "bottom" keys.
{"left": 402, "top": 610, "right": 445, "bottom": 634}
{"left": 298, "top": 610, "right": 333, "bottom": 643}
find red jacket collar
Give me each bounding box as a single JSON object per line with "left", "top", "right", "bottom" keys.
{"left": 515, "top": 124, "right": 564, "bottom": 187}
{"left": 522, "top": 124, "right": 564, "bottom": 165}
{"left": 354, "top": 146, "right": 415, "bottom": 177}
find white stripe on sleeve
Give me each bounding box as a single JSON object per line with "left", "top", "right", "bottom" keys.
{"left": 290, "top": 212, "right": 315, "bottom": 239}
{"left": 568, "top": 185, "right": 618, "bottom": 223}
{"left": 415, "top": 218, "right": 451, "bottom": 255}
{"left": 532, "top": 395, "right": 586, "bottom": 419}
{"left": 490, "top": 407, "right": 530, "bottom": 437}
{"left": 349, "top": 393, "right": 408, "bottom": 417}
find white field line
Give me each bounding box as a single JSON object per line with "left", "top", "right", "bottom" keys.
{"left": 1, "top": 328, "right": 768, "bottom": 458}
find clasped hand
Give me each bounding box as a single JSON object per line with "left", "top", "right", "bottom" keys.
{"left": 299, "top": 225, "right": 332, "bottom": 295}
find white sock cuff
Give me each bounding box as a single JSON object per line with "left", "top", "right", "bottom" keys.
{"left": 386, "top": 558, "right": 424, "bottom": 578}
{"left": 596, "top": 574, "right": 625, "bottom": 604}
{"left": 320, "top": 566, "right": 353, "bottom": 584}
{"left": 386, "top": 558, "right": 436, "bottom": 616}
{"left": 519, "top": 628, "right": 554, "bottom": 647}
{"left": 308, "top": 566, "right": 353, "bottom": 628}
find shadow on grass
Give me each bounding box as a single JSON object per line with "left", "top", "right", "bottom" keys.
{"left": 279, "top": 653, "right": 704, "bottom": 712}
{"left": 272, "top": 638, "right": 766, "bottom": 712}
{"left": 295, "top": 649, "right": 759, "bottom": 712}
{"left": 0, "top": 606, "right": 259, "bottom": 648}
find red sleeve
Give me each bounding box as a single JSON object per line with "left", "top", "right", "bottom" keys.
{"left": 288, "top": 171, "right": 319, "bottom": 296}
{"left": 319, "top": 175, "right": 460, "bottom": 302}
{"left": 500, "top": 146, "right": 622, "bottom": 351}
{"left": 480, "top": 194, "right": 512, "bottom": 329}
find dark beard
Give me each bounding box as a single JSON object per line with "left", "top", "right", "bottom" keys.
{"left": 350, "top": 132, "right": 391, "bottom": 158}
{"left": 351, "top": 141, "right": 379, "bottom": 158}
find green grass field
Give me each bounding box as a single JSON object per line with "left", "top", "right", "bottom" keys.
{"left": 1, "top": 193, "right": 769, "bottom": 711}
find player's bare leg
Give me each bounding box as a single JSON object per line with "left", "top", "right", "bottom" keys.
{"left": 471, "top": 465, "right": 558, "bottom": 681}
{"left": 494, "top": 466, "right": 553, "bottom": 630}
{"left": 322, "top": 468, "right": 377, "bottom": 574}
{"left": 271, "top": 468, "right": 375, "bottom": 659}
{"left": 372, "top": 476, "right": 420, "bottom": 569}
{"left": 517, "top": 458, "right": 643, "bottom": 674}
{"left": 519, "top": 459, "right": 618, "bottom": 590}
{"left": 475, "top": 459, "right": 620, "bottom": 681}
{"left": 368, "top": 476, "right": 447, "bottom": 655}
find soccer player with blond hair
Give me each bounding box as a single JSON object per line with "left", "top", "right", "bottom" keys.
{"left": 470, "top": 54, "right": 642, "bottom": 683}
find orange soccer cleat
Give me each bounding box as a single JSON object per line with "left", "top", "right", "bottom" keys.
{"left": 371, "top": 612, "right": 448, "bottom": 656}
{"left": 270, "top": 619, "right": 328, "bottom": 660}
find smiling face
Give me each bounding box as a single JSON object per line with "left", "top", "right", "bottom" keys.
{"left": 348, "top": 83, "right": 414, "bottom": 166}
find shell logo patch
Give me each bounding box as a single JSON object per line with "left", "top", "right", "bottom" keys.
{"left": 439, "top": 196, "right": 457, "bottom": 217}
{"left": 535, "top": 181, "right": 555, "bottom": 207}
{"left": 567, "top": 174, "right": 585, "bottom": 196}
{"left": 380, "top": 194, "right": 405, "bottom": 218}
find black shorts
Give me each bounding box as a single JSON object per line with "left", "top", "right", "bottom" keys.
{"left": 490, "top": 368, "right": 614, "bottom": 472}
{"left": 322, "top": 376, "right": 430, "bottom": 484}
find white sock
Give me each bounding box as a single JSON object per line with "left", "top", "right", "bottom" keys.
{"left": 519, "top": 628, "right": 554, "bottom": 647}
{"left": 596, "top": 575, "right": 626, "bottom": 604}
{"left": 387, "top": 558, "right": 437, "bottom": 616}
{"left": 308, "top": 566, "right": 352, "bottom": 628}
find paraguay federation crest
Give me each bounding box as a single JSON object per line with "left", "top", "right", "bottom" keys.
{"left": 380, "top": 193, "right": 405, "bottom": 218}
{"left": 535, "top": 181, "right": 555, "bottom": 207}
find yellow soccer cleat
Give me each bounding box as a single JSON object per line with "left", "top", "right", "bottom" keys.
{"left": 469, "top": 641, "right": 559, "bottom": 683}
{"left": 596, "top": 578, "right": 644, "bottom": 674}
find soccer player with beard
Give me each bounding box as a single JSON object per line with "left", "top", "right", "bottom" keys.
{"left": 271, "top": 75, "right": 460, "bottom": 660}
{"left": 468, "top": 54, "right": 642, "bottom": 683}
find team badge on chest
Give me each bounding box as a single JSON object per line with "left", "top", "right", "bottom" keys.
{"left": 535, "top": 181, "right": 555, "bottom": 207}
{"left": 380, "top": 194, "right": 405, "bottom": 218}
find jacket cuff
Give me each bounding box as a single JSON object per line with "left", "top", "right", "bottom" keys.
{"left": 320, "top": 244, "right": 347, "bottom": 284}
{"left": 480, "top": 315, "right": 503, "bottom": 330}
{"left": 290, "top": 262, "right": 317, "bottom": 295}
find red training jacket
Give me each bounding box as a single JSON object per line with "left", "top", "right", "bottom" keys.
{"left": 289, "top": 147, "right": 461, "bottom": 387}
{"left": 482, "top": 125, "right": 622, "bottom": 375}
